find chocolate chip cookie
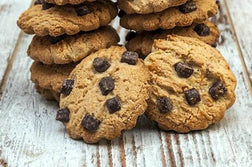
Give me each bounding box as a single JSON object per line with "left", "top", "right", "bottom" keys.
{"left": 120, "top": 0, "right": 218, "bottom": 31}
{"left": 17, "top": 0, "right": 118, "bottom": 36}
{"left": 44, "top": 0, "right": 95, "bottom": 5}
{"left": 58, "top": 46, "right": 150, "bottom": 143}
{"left": 126, "top": 21, "right": 220, "bottom": 58}
{"left": 30, "top": 61, "right": 76, "bottom": 101}
{"left": 118, "top": 0, "right": 188, "bottom": 14}
{"left": 28, "top": 26, "right": 120, "bottom": 64}
{"left": 35, "top": 84, "right": 60, "bottom": 101}
{"left": 144, "top": 35, "right": 236, "bottom": 133}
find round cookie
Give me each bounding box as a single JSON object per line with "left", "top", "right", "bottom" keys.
{"left": 35, "top": 84, "right": 60, "bottom": 101}
{"left": 118, "top": 0, "right": 189, "bottom": 14}
{"left": 120, "top": 0, "right": 218, "bottom": 31}
{"left": 126, "top": 21, "right": 220, "bottom": 58}
{"left": 144, "top": 35, "right": 236, "bottom": 133}
{"left": 57, "top": 46, "right": 150, "bottom": 143}
{"left": 44, "top": 0, "right": 95, "bottom": 5}
{"left": 17, "top": 0, "right": 118, "bottom": 36}
{"left": 28, "top": 26, "right": 120, "bottom": 65}
{"left": 30, "top": 61, "right": 76, "bottom": 101}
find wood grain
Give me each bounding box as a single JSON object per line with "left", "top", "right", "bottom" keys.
{"left": 224, "top": 0, "right": 252, "bottom": 89}
{"left": 0, "top": 0, "right": 251, "bottom": 166}
{"left": 0, "top": 0, "right": 32, "bottom": 91}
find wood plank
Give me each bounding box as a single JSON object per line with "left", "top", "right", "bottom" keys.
{"left": 0, "top": 0, "right": 32, "bottom": 90}
{"left": 224, "top": 0, "right": 252, "bottom": 89}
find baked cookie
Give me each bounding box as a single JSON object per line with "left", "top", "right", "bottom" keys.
{"left": 35, "top": 84, "right": 60, "bottom": 101}
{"left": 126, "top": 21, "right": 220, "bottom": 58}
{"left": 144, "top": 35, "right": 236, "bottom": 133}
{"left": 118, "top": 0, "right": 188, "bottom": 14}
{"left": 28, "top": 26, "right": 120, "bottom": 65}
{"left": 120, "top": 0, "right": 218, "bottom": 31}
{"left": 57, "top": 46, "right": 150, "bottom": 143}
{"left": 44, "top": 0, "right": 95, "bottom": 5}
{"left": 17, "top": 0, "right": 117, "bottom": 36}
{"left": 30, "top": 61, "right": 76, "bottom": 101}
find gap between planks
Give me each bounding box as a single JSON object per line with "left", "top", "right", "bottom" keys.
{"left": 223, "top": 0, "right": 252, "bottom": 94}
{"left": 0, "top": 0, "right": 34, "bottom": 100}
{"left": 0, "top": 31, "right": 24, "bottom": 100}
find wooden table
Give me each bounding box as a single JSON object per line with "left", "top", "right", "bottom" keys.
{"left": 0, "top": 0, "right": 251, "bottom": 166}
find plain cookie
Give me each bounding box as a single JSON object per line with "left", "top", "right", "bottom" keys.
{"left": 17, "top": 0, "right": 118, "bottom": 36}
{"left": 35, "top": 84, "right": 60, "bottom": 101}
{"left": 118, "top": 0, "right": 188, "bottom": 14}
{"left": 126, "top": 21, "right": 220, "bottom": 58}
{"left": 28, "top": 26, "right": 120, "bottom": 64}
{"left": 144, "top": 35, "right": 236, "bottom": 133}
{"left": 57, "top": 46, "right": 150, "bottom": 143}
{"left": 30, "top": 61, "right": 76, "bottom": 101}
{"left": 120, "top": 0, "right": 218, "bottom": 31}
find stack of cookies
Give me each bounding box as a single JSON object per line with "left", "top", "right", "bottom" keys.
{"left": 16, "top": 0, "right": 237, "bottom": 144}
{"left": 118, "top": 0, "right": 220, "bottom": 58}
{"left": 17, "top": 0, "right": 119, "bottom": 101}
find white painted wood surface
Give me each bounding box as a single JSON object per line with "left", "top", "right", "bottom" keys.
{"left": 0, "top": 0, "right": 252, "bottom": 166}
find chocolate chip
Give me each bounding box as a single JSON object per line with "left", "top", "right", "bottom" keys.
{"left": 156, "top": 97, "right": 173, "bottom": 113}
{"left": 93, "top": 58, "right": 111, "bottom": 73}
{"left": 126, "top": 31, "right": 137, "bottom": 41}
{"left": 121, "top": 51, "right": 139, "bottom": 65}
{"left": 175, "top": 62, "right": 194, "bottom": 78}
{"left": 194, "top": 23, "right": 210, "bottom": 36}
{"left": 34, "top": 0, "right": 42, "bottom": 5}
{"left": 118, "top": 10, "right": 126, "bottom": 18}
{"left": 81, "top": 114, "right": 100, "bottom": 132}
{"left": 179, "top": 0, "right": 197, "bottom": 13}
{"left": 106, "top": 96, "right": 121, "bottom": 113}
{"left": 75, "top": 5, "right": 93, "bottom": 16}
{"left": 61, "top": 79, "right": 75, "bottom": 96}
{"left": 216, "top": 0, "right": 221, "bottom": 9}
{"left": 211, "top": 43, "right": 217, "bottom": 48}
{"left": 209, "top": 81, "right": 227, "bottom": 100}
{"left": 42, "top": 1, "right": 54, "bottom": 10}
{"left": 56, "top": 108, "right": 70, "bottom": 122}
{"left": 99, "top": 77, "right": 115, "bottom": 96}
{"left": 185, "top": 88, "right": 201, "bottom": 105}
{"left": 49, "top": 35, "right": 65, "bottom": 44}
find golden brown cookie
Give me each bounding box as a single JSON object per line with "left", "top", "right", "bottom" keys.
{"left": 118, "top": 0, "right": 188, "bottom": 14}
{"left": 28, "top": 26, "right": 120, "bottom": 65}
{"left": 126, "top": 21, "right": 220, "bottom": 58}
{"left": 30, "top": 62, "right": 76, "bottom": 101}
{"left": 144, "top": 35, "right": 236, "bottom": 133}
{"left": 17, "top": 0, "right": 118, "bottom": 36}
{"left": 44, "top": 0, "right": 95, "bottom": 5}
{"left": 35, "top": 84, "right": 60, "bottom": 101}
{"left": 57, "top": 46, "right": 150, "bottom": 143}
{"left": 120, "top": 0, "right": 218, "bottom": 31}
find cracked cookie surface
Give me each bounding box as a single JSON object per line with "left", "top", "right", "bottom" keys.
{"left": 126, "top": 21, "right": 220, "bottom": 58}
{"left": 45, "top": 0, "right": 95, "bottom": 5}
{"left": 118, "top": 0, "right": 188, "bottom": 14}
{"left": 144, "top": 35, "right": 236, "bottom": 133}
{"left": 28, "top": 26, "right": 120, "bottom": 65}
{"left": 58, "top": 46, "right": 150, "bottom": 143}
{"left": 120, "top": 0, "right": 218, "bottom": 31}
{"left": 17, "top": 0, "right": 117, "bottom": 36}
{"left": 30, "top": 61, "right": 76, "bottom": 101}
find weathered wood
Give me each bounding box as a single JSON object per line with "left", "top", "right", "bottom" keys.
{"left": 0, "top": 0, "right": 251, "bottom": 166}
{"left": 0, "top": 0, "right": 32, "bottom": 90}
{"left": 224, "top": 0, "right": 252, "bottom": 89}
